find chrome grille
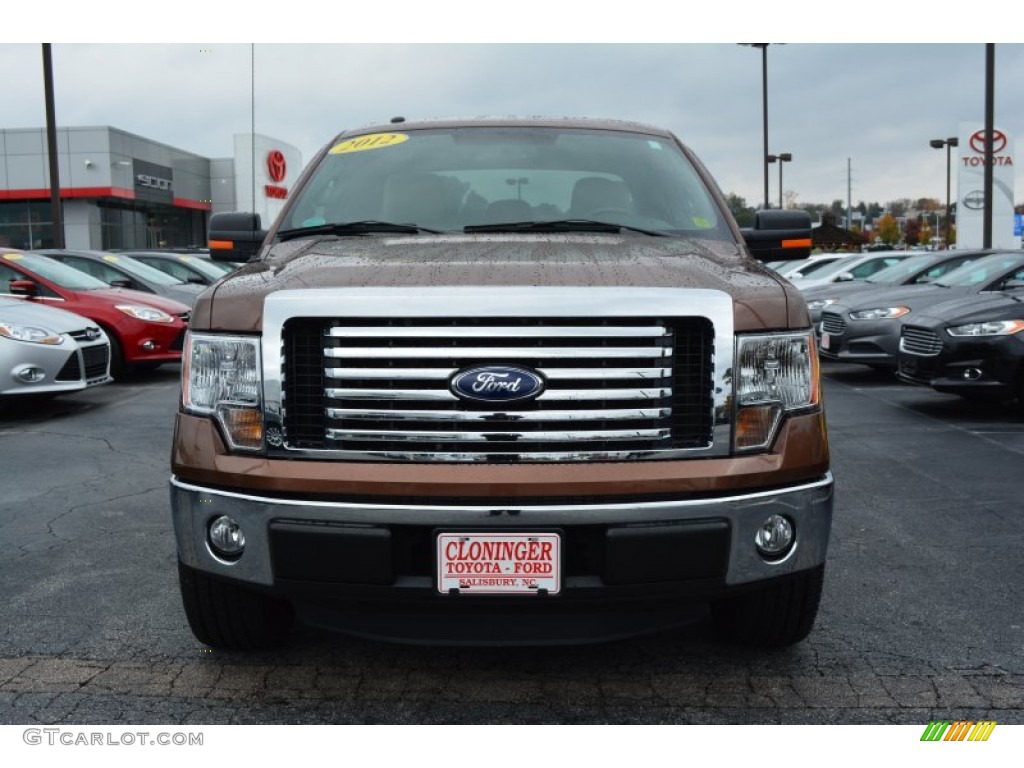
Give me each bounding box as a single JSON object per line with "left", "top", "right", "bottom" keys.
{"left": 900, "top": 326, "right": 943, "bottom": 356}
{"left": 820, "top": 312, "right": 846, "bottom": 336}
{"left": 281, "top": 317, "right": 715, "bottom": 462}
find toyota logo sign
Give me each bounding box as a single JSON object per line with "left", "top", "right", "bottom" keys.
{"left": 969, "top": 129, "right": 1007, "bottom": 155}
{"left": 267, "top": 150, "right": 287, "bottom": 183}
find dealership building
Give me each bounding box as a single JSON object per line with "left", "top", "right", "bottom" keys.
{"left": 0, "top": 126, "right": 302, "bottom": 250}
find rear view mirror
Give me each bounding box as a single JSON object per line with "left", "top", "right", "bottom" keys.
{"left": 9, "top": 280, "right": 38, "bottom": 297}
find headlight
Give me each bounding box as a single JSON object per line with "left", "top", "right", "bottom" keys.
{"left": 0, "top": 322, "right": 64, "bottom": 345}
{"left": 805, "top": 299, "right": 836, "bottom": 311}
{"left": 116, "top": 304, "right": 175, "bottom": 323}
{"left": 946, "top": 319, "right": 1024, "bottom": 337}
{"left": 182, "top": 332, "right": 263, "bottom": 451}
{"left": 735, "top": 331, "right": 820, "bottom": 452}
{"left": 849, "top": 306, "right": 910, "bottom": 320}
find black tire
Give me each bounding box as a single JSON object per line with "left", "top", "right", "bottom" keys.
{"left": 177, "top": 561, "right": 293, "bottom": 650}
{"left": 711, "top": 565, "right": 825, "bottom": 647}
{"left": 106, "top": 332, "right": 125, "bottom": 380}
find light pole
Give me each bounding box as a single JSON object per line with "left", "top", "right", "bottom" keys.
{"left": 767, "top": 153, "right": 792, "bottom": 209}
{"left": 929, "top": 136, "right": 958, "bottom": 248}
{"left": 740, "top": 43, "right": 770, "bottom": 209}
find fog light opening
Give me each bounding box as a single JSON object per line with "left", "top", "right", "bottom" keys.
{"left": 208, "top": 515, "right": 245, "bottom": 560}
{"left": 140, "top": 339, "right": 157, "bottom": 351}
{"left": 15, "top": 366, "right": 46, "bottom": 383}
{"left": 755, "top": 514, "right": 794, "bottom": 560}
{"left": 963, "top": 368, "right": 982, "bottom": 381}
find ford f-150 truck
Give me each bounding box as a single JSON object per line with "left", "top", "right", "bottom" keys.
{"left": 171, "top": 117, "right": 832, "bottom": 649}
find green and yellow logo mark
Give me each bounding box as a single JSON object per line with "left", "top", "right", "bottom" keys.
{"left": 920, "top": 721, "right": 996, "bottom": 742}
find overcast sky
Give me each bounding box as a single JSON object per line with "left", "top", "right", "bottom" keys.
{"left": 3, "top": 9, "right": 1022, "bottom": 210}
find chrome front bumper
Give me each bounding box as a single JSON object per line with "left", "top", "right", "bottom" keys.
{"left": 170, "top": 473, "right": 834, "bottom": 590}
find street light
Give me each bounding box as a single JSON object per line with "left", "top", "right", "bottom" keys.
{"left": 929, "top": 136, "right": 958, "bottom": 248}
{"left": 767, "top": 153, "right": 792, "bottom": 209}
{"left": 740, "top": 43, "right": 771, "bottom": 209}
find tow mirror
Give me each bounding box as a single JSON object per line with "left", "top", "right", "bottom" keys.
{"left": 209, "top": 212, "right": 266, "bottom": 263}
{"left": 741, "top": 210, "right": 813, "bottom": 263}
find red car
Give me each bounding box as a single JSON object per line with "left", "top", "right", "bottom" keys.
{"left": 0, "top": 249, "right": 189, "bottom": 377}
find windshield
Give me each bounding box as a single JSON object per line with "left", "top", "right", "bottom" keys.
{"left": 865, "top": 254, "right": 937, "bottom": 284}
{"left": 283, "top": 126, "right": 732, "bottom": 239}
{"left": 129, "top": 254, "right": 229, "bottom": 280}
{"left": 6, "top": 252, "right": 110, "bottom": 290}
{"left": 792, "top": 256, "right": 858, "bottom": 280}
{"left": 935, "top": 253, "right": 1024, "bottom": 287}
{"left": 94, "top": 254, "right": 187, "bottom": 286}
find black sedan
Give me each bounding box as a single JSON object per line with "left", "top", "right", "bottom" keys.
{"left": 897, "top": 288, "right": 1024, "bottom": 402}
{"left": 818, "top": 252, "right": 1024, "bottom": 370}
{"left": 803, "top": 249, "right": 989, "bottom": 325}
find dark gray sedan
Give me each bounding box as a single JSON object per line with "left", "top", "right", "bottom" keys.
{"left": 34, "top": 249, "right": 205, "bottom": 307}
{"left": 819, "top": 252, "right": 1024, "bottom": 369}
{"left": 803, "top": 250, "right": 990, "bottom": 324}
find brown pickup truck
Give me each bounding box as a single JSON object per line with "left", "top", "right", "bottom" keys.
{"left": 171, "top": 117, "right": 832, "bottom": 648}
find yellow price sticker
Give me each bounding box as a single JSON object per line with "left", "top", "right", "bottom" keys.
{"left": 2, "top": 253, "right": 23, "bottom": 260}
{"left": 102, "top": 255, "right": 119, "bottom": 262}
{"left": 330, "top": 133, "right": 408, "bottom": 155}
{"left": 692, "top": 216, "right": 712, "bottom": 228}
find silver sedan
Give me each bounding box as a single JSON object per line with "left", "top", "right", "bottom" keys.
{"left": 0, "top": 298, "right": 111, "bottom": 397}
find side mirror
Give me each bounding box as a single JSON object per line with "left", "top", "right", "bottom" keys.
{"left": 9, "top": 280, "right": 39, "bottom": 297}
{"left": 834, "top": 272, "right": 855, "bottom": 282}
{"left": 740, "top": 210, "right": 813, "bottom": 263}
{"left": 109, "top": 278, "right": 134, "bottom": 289}
{"left": 209, "top": 212, "right": 267, "bottom": 263}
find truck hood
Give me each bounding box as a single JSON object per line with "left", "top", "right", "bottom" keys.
{"left": 200, "top": 234, "right": 800, "bottom": 332}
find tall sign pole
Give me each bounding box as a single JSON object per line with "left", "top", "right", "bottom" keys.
{"left": 983, "top": 44, "right": 994, "bottom": 249}
{"left": 42, "top": 44, "right": 64, "bottom": 248}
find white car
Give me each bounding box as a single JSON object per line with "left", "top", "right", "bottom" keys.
{"left": 791, "top": 252, "right": 911, "bottom": 290}
{"left": 0, "top": 298, "right": 111, "bottom": 398}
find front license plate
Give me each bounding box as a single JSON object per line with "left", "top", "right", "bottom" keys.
{"left": 820, "top": 332, "right": 831, "bottom": 350}
{"left": 437, "top": 532, "right": 561, "bottom": 595}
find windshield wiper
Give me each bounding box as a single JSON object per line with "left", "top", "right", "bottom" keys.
{"left": 276, "top": 221, "right": 442, "bottom": 241}
{"left": 464, "top": 219, "right": 668, "bottom": 237}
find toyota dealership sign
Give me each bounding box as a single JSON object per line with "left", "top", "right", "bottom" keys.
{"left": 956, "top": 123, "right": 1018, "bottom": 249}
{"left": 232, "top": 135, "right": 302, "bottom": 225}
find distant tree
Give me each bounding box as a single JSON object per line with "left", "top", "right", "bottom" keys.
{"left": 725, "top": 193, "right": 755, "bottom": 227}
{"left": 948, "top": 225, "right": 956, "bottom": 247}
{"left": 877, "top": 214, "right": 900, "bottom": 245}
{"left": 887, "top": 199, "right": 909, "bottom": 218}
{"left": 855, "top": 201, "right": 867, "bottom": 215}
{"left": 919, "top": 220, "right": 934, "bottom": 246}
{"left": 916, "top": 197, "right": 940, "bottom": 213}
{"left": 904, "top": 219, "right": 921, "bottom": 246}
{"left": 783, "top": 190, "right": 799, "bottom": 210}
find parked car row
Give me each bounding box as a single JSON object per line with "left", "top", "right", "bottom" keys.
{"left": 0, "top": 248, "right": 221, "bottom": 389}
{"left": 777, "top": 251, "right": 1024, "bottom": 406}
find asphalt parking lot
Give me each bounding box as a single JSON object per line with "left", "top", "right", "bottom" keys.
{"left": 0, "top": 363, "right": 1022, "bottom": 725}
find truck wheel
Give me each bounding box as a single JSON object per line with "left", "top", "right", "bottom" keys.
{"left": 177, "top": 561, "right": 293, "bottom": 650}
{"left": 711, "top": 565, "right": 825, "bottom": 647}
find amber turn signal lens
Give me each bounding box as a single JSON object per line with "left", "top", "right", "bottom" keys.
{"left": 217, "top": 405, "right": 264, "bottom": 450}
{"left": 735, "top": 404, "right": 782, "bottom": 450}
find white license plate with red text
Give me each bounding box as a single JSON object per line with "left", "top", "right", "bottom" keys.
{"left": 437, "top": 532, "right": 561, "bottom": 595}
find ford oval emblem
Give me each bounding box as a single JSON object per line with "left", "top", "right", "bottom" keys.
{"left": 450, "top": 366, "right": 545, "bottom": 403}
